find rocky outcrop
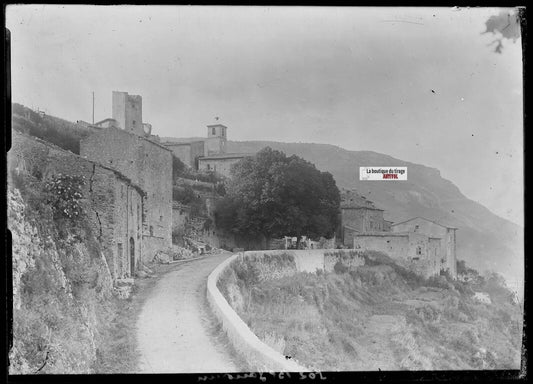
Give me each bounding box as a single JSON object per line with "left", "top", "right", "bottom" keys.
{"left": 9, "top": 188, "right": 39, "bottom": 310}
{"left": 8, "top": 185, "right": 115, "bottom": 374}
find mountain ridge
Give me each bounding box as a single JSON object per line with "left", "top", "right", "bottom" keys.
{"left": 217, "top": 139, "right": 522, "bottom": 287}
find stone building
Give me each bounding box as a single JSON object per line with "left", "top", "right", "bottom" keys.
{"left": 339, "top": 191, "right": 457, "bottom": 278}
{"left": 112, "top": 91, "right": 143, "bottom": 135}
{"left": 353, "top": 232, "right": 444, "bottom": 278}
{"left": 94, "top": 118, "right": 119, "bottom": 129}
{"left": 391, "top": 217, "right": 457, "bottom": 277}
{"left": 163, "top": 123, "right": 252, "bottom": 178}
{"left": 204, "top": 124, "right": 227, "bottom": 155}
{"left": 9, "top": 131, "right": 145, "bottom": 281}
{"left": 164, "top": 140, "right": 205, "bottom": 169}
{"left": 197, "top": 153, "right": 251, "bottom": 178}
{"left": 80, "top": 127, "right": 173, "bottom": 264}
{"left": 340, "top": 191, "right": 390, "bottom": 247}
{"left": 351, "top": 216, "right": 457, "bottom": 278}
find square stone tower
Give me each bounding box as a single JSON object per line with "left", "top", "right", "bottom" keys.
{"left": 112, "top": 91, "right": 143, "bottom": 136}
{"left": 205, "top": 124, "right": 227, "bottom": 155}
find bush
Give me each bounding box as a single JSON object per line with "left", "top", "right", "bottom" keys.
{"left": 172, "top": 185, "right": 196, "bottom": 204}
{"left": 426, "top": 275, "right": 450, "bottom": 290}
{"left": 333, "top": 261, "right": 349, "bottom": 274}
{"left": 232, "top": 260, "right": 261, "bottom": 288}
{"left": 44, "top": 173, "right": 86, "bottom": 220}
{"left": 172, "top": 155, "right": 186, "bottom": 181}
{"left": 215, "top": 183, "right": 226, "bottom": 196}
{"left": 12, "top": 106, "right": 84, "bottom": 154}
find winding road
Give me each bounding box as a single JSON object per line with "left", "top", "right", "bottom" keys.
{"left": 137, "top": 253, "right": 243, "bottom": 373}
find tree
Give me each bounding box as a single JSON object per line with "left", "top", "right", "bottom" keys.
{"left": 172, "top": 155, "right": 186, "bottom": 182}
{"left": 215, "top": 147, "right": 340, "bottom": 245}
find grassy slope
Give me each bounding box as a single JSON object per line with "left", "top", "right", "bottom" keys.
{"left": 221, "top": 254, "right": 523, "bottom": 371}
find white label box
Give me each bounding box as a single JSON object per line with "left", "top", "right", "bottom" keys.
{"left": 359, "top": 166, "right": 408, "bottom": 181}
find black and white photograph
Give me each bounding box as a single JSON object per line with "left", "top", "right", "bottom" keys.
{"left": 4, "top": 5, "right": 525, "bottom": 377}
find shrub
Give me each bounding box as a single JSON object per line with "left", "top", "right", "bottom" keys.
{"left": 232, "top": 260, "right": 261, "bottom": 289}
{"left": 44, "top": 173, "right": 86, "bottom": 220}
{"left": 215, "top": 182, "right": 226, "bottom": 196}
{"left": 12, "top": 107, "right": 84, "bottom": 154}
{"left": 333, "top": 261, "right": 349, "bottom": 274}
{"left": 172, "top": 185, "right": 196, "bottom": 204}
{"left": 426, "top": 275, "right": 450, "bottom": 290}
{"left": 172, "top": 155, "right": 186, "bottom": 181}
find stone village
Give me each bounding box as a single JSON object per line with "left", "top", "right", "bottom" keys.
{"left": 10, "top": 90, "right": 457, "bottom": 288}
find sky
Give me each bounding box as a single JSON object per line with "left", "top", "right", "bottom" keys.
{"left": 6, "top": 5, "right": 523, "bottom": 226}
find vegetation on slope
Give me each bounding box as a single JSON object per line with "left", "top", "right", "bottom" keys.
{"left": 219, "top": 251, "right": 523, "bottom": 371}
{"left": 8, "top": 170, "right": 138, "bottom": 374}
{"left": 12, "top": 103, "right": 93, "bottom": 154}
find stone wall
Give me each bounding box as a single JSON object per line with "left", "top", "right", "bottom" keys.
{"left": 341, "top": 207, "right": 387, "bottom": 234}
{"left": 206, "top": 254, "right": 308, "bottom": 372}
{"left": 9, "top": 131, "right": 144, "bottom": 281}
{"left": 343, "top": 226, "right": 359, "bottom": 247}
{"left": 204, "top": 136, "right": 226, "bottom": 155}
{"left": 166, "top": 141, "right": 205, "bottom": 169}
{"left": 80, "top": 127, "right": 173, "bottom": 263}
{"left": 198, "top": 156, "right": 244, "bottom": 178}
{"left": 353, "top": 232, "right": 448, "bottom": 278}
{"left": 324, "top": 250, "right": 365, "bottom": 271}
{"left": 171, "top": 203, "right": 190, "bottom": 240}
{"left": 241, "top": 249, "right": 366, "bottom": 274}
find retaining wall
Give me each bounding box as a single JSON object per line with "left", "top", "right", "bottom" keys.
{"left": 206, "top": 249, "right": 365, "bottom": 372}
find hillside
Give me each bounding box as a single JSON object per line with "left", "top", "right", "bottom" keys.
{"left": 219, "top": 251, "right": 522, "bottom": 371}
{"left": 8, "top": 176, "right": 136, "bottom": 373}
{"left": 223, "top": 140, "right": 522, "bottom": 287}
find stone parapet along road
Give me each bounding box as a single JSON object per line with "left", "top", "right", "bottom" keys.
{"left": 137, "top": 253, "right": 243, "bottom": 373}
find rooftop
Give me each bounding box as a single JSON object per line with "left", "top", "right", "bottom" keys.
{"left": 163, "top": 140, "right": 205, "bottom": 146}
{"left": 340, "top": 190, "right": 379, "bottom": 209}
{"left": 199, "top": 153, "right": 253, "bottom": 160}
{"left": 391, "top": 216, "right": 458, "bottom": 230}
{"left": 348, "top": 228, "right": 408, "bottom": 237}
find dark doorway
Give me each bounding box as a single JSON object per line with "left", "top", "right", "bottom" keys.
{"left": 129, "top": 237, "right": 135, "bottom": 276}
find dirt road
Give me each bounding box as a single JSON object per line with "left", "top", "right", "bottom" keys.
{"left": 137, "top": 253, "right": 243, "bottom": 373}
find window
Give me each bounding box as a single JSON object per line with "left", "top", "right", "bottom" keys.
{"left": 117, "top": 243, "right": 124, "bottom": 275}
{"left": 212, "top": 127, "right": 216, "bottom": 135}
{"left": 150, "top": 226, "right": 154, "bottom": 236}
{"left": 414, "top": 225, "right": 420, "bottom": 232}
{"left": 207, "top": 164, "right": 211, "bottom": 170}
{"left": 133, "top": 120, "right": 136, "bottom": 126}
{"left": 416, "top": 246, "right": 422, "bottom": 255}
{"left": 160, "top": 215, "right": 163, "bottom": 222}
